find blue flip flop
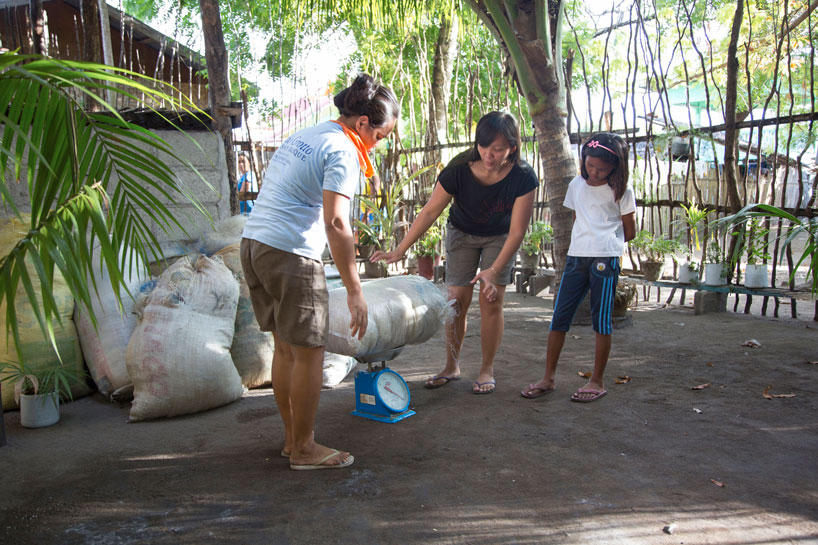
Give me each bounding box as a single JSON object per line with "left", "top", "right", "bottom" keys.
{"left": 425, "top": 375, "right": 461, "bottom": 389}
{"left": 472, "top": 379, "right": 496, "bottom": 394}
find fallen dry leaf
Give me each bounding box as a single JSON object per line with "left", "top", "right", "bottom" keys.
{"left": 710, "top": 479, "right": 725, "bottom": 487}
{"left": 706, "top": 362, "right": 714, "bottom": 367}
{"left": 577, "top": 371, "right": 592, "bottom": 378}
{"left": 693, "top": 408, "right": 702, "bottom": 413}
{"left": 615, "top": 376, "right": 632, "bottom": 384}
{"left": 741, "top": 339, "right": 762, "bottom": 348}
{"left": 762, "top": 385, "right": 797, "bottom": 399}
{"left": 570, "top": 334, "right": 582, "bottom": 339}
{"left": 807, "top": 361, "right": 818, "bottom": 365}
{"left": 691, "top": 383, "right": 711, "bottom": 390}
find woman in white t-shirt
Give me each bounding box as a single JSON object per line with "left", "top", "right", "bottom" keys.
{"left": 521, "top": 132, "right": 636, "bottom": 403}
{"left": 240, "top": 74, "right": 398, "bottom": 470}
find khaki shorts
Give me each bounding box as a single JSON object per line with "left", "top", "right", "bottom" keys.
{"left": 240, "top": 238, "right": 329, "bottom": 348}
{"left": 445, "top": 225, "right": 515, "bottom": 287}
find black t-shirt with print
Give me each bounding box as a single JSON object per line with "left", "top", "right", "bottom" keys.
{"left": 437, "top": 160, "right": 539, "bottom": 237}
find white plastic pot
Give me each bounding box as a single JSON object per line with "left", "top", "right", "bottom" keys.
{"left": 20, "top": 391, "right": 60, "bottom": 428}
{"left": 704, "top": 263, "right": 727, "bottom": 286}
{"left": 744, "top": 264, "right": 769, "bottom": 289}
{"left": 678, "top": 264, "right": 698, "bottom": 284}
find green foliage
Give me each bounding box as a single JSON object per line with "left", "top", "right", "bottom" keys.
{"left": 521, "top": 221, "right": 553, "bottom": 256}
{"left": 631, "top": 230, "right": 685, "bottom": 262}
{"left": 355, "top": 164, "right": 435, "bottom": 251}
{"left": 719, "top": 203, "right": 818, "bottom": 293}
{"left": 705, "top": 236, "right": 726, "bottom": 264}
{"left": 0, "top": 360, "right": 87, "bottom": 400}
{"left": 677, "top": 202, "right": 711, "bottom": 251}
{"left": 0, "top": 52, "right": 209, "bottom": 363}
{"left": 415, "top": 224, "right": 442, "bottom": 257}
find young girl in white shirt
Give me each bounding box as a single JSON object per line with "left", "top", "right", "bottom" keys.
{"left": 521, "top": 132, "right": 636, "bottom": 403}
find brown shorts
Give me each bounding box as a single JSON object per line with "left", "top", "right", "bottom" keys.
{"left": 240, "top": 238, "right": 329, "bottom": 348}
{"left": 445, "top": 225, "right": 515, "bottom": 287}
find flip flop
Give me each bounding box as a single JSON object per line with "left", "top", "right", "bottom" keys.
{"left": 281, "top": 450, "right": 290, "bottom": 458}
{"left": 520, "top": 384, "right": 555, "bottom": 399}
{"left": 290, "top": 449, "right": 354, "bottom": 471}
{"left": 473, "top": 379, "right": 496, "bottom": 394}
{"left": 570, "top": 388, "right": 607, "bottom": 403}
{"left": 425, "top": 375, "right": 461, "bottom": 389}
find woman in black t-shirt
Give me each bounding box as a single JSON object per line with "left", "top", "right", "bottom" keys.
{"left": 372, "top": 111, "right": 538, "bottom": 394}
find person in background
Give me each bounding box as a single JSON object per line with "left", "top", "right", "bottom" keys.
{"left": 521, "top": 132, "right": 636, "bottom": 403}
{"left": 372, "top": 111, "right": 538, "bottom": 394}
{"left": 240, "top": 73, "right": 398, "bottom": 469}
{"left": 237, "top": 152, "right": 257, "bottom": 216}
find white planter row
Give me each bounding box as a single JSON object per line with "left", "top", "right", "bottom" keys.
{"left": 676, "top": 263, "right": 769, "bottom": 288}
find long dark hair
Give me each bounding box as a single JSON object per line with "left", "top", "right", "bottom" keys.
{"left": 333, "top": 73, "right": 399, "bottom": 128}
{"left": 580, "top": 132, "right": 630, "bottom": 201}
{"left": 467, "top": 111, "right": 521, "bottom": 164}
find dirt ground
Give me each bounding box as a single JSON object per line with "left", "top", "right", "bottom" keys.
{"left": 1, "top": 284, "right": 817, "bottom": 545}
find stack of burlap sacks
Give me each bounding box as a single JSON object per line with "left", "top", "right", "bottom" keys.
{"left": 1, "top": 216, "right": 448, "bottom": 422}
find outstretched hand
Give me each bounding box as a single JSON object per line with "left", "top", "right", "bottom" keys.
{"left": 370, "top": 249, "right": 405, "bottom": 264}
{"left": 470, "top": 268, "right": 498, "bottom": 302}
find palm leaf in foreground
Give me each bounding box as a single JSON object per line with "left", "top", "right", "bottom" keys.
{"left": 0, "top": 52, "right": 213, "bottom": 362}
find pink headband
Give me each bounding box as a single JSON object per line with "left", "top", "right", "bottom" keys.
{"left": 586, "top": 139, "right": 617, "bottom": 156}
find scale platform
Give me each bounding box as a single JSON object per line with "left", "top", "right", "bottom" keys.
{"left": 351, "top": 346, "right": 415, "bottom": 423}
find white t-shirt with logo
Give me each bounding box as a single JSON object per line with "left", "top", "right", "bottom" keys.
{"left": 242, "top": 121, "right": 361, "bottom": 261}
{"left": 563, "top": 175, "right": 636, "bottom": 257}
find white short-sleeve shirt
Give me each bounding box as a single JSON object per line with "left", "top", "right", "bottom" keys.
{"left": 563, "top": 175, "right": 636, "bottom": 257}
{"left": 242, "top": 121, "right": 362, "bottom": 261}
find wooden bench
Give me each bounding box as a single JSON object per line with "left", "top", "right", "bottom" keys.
{"left": 625, "top": 276, "right": 816, "bottom": 319}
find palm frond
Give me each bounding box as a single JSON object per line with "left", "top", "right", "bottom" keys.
{"left": 0, "top": 52, "right": 213, "bottom": 362}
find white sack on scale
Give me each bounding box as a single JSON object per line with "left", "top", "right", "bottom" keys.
{"left": 326, "top": 276, "right": 450, "bottom": 358}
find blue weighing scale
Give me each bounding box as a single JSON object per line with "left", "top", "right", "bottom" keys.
{"left": 352, "top": 345, "right": 415, "bottom": 423}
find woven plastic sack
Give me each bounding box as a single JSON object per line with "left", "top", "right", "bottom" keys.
{"left": 322, "top": 352, "right": 357, "bottom": 388}
{"left": 73, "top": 249, "right": 150, "bottom": 399}
{"left": 195, "top": 215, "right": 247, "bottom": 256}
{"left": 126, "top": 254, "right": 243, "bottom": 421}
{"left": 326, "top": 276, "right": 449, "bottom": 358}
{"left": 213, "top": 243, "right": 273, "bottom": 388}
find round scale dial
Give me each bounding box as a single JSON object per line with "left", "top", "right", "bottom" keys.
{"left": 375, "top": 370, "right": 410, "bottom": 412}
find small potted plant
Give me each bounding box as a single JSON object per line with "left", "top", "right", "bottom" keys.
{"left": 704, "top": 236, "right": 728, "bottom": 286}
{"left": 0, "top": 361, "right": 87, "bottom": 428}
{"left": 415, "top": 225, "right": 442, "bottom": 280}
{"left": 519, "top": 221, "right": 553, "bottom": 271}
{"left": 630, "top": 230, "right": 683, "bottom": 281}
{"left": 738, "top": 218, "right": 771, "bottom": 288}
{"left": 354, "top": 221, "right": 381, "bottom": 259}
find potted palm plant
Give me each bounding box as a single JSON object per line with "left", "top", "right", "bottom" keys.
{"left": 630, "top": 230, "right": 684, "bottom": 281}
{"left": 0, "top": 52, "right": 210, "bottom": 427}
{"left": 0, "top": 361, "right": 87, "bottom": 428}
{"left": 519, "top": 221, "right": 553, "bottom": 271}
{"left": 720, "top": 203, "right": 816, "bottom": 293}
{"left": 677, "top": 202, "right": 710, "bottom": 280}
{"left": 740, "top": 218, "right": 771, "bottom": 288}
{"left": 415, "top": 225, "right": 443, "bottom": 280}
{"left": 704, "top": 236, "right": 728, "bottom": 286}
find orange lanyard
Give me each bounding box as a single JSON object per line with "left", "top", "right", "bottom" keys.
{"left": 331, "top": 120, "right": 374, "bottom": 178}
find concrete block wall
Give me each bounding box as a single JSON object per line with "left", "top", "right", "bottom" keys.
{"left": 1, "top": 129, "right": 231, "bottom": 248}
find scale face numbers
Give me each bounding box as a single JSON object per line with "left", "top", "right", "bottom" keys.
{"left": 375, "top": 370, "right": 410, "bottom": 413}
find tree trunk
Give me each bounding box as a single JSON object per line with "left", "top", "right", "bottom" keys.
{"left": 81, "top": 0, "right": 103, "bottom": 110}
{"left": 722, "top": 0, "right": 744, "bottom": 214}
{"left": 429, "top": 11, "right": 458, "bottom": 147}
{"left": 29, "top": 0, "right": 45, "bottom": 55}
{"left": 466, "top": 0, "right": 576, "bottom": 295}
{"left": 199, "top": 0, "right": 238, "bottom": 215}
